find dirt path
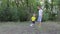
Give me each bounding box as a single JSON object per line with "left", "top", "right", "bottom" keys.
{"left": 0, "top": 22, "right": 60, "bottom": 34}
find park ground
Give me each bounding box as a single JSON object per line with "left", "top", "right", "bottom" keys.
{"left": 0, "top": 21, "right": 60, "bottom": 34}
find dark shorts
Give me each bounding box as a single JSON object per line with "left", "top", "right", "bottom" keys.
{"left": 32, "top": 21, "right": 35, "bottom": 24}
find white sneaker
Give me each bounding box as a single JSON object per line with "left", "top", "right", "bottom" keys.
{"left": 30, "top": 24, "right": 33, "bottom": 27}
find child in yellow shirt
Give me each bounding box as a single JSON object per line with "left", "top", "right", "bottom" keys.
{"left": 30, "top": 13, "right": 36, "bottom": 27}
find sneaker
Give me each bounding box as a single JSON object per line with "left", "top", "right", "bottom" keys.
{"left": 30, "top": 24, "right": 33, "bottom": 27}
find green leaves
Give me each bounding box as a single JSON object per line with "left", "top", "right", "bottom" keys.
{"left": 0, "top": 0, "right": 58, "bottom": 21}
{"left": 0, "top": 0, "right": 46, "bottom": 21}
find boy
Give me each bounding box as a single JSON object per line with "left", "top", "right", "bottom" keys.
{"left": 30, "top": 13, "right": 36, "bottom": 27}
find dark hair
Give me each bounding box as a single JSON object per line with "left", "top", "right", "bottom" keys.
{"left": 37, "top": 5, "right": 42, "bottom": 9}
{"left": 37, "top": 5, "right": 41, "bottom": 7}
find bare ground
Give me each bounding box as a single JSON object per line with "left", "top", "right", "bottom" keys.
{"left": 0, "top": 22, "right": 60, "bottom": 34}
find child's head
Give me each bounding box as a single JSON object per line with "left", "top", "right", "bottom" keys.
{"left": 37, "top": 5, "right": 41, "bottom": 10}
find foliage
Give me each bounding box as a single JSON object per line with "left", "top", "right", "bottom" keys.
{"left": 0, "top": 0, "right": 38, "bottom": 22}
{"left": 0, "top": 0, "right": 59, "bottom": 22}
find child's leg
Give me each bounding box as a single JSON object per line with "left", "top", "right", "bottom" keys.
{"left": 32, "top": 21, "right": 35, "bottom": 24}
{"left": 39, "top": 22, "right": 41, "bottom": 26}
{"left": 38, "top": 17, "right": 42, "bottom": 27}
{"left": 30, "top": 21, "right": 35, "bottom": 26}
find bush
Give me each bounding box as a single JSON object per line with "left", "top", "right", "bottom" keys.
{"left": 42, "top": 11, "right": 50, "bottom": 21}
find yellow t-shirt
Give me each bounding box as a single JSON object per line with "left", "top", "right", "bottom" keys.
{"left": 31, "top": 16, "right": 36, "bottom": 21}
